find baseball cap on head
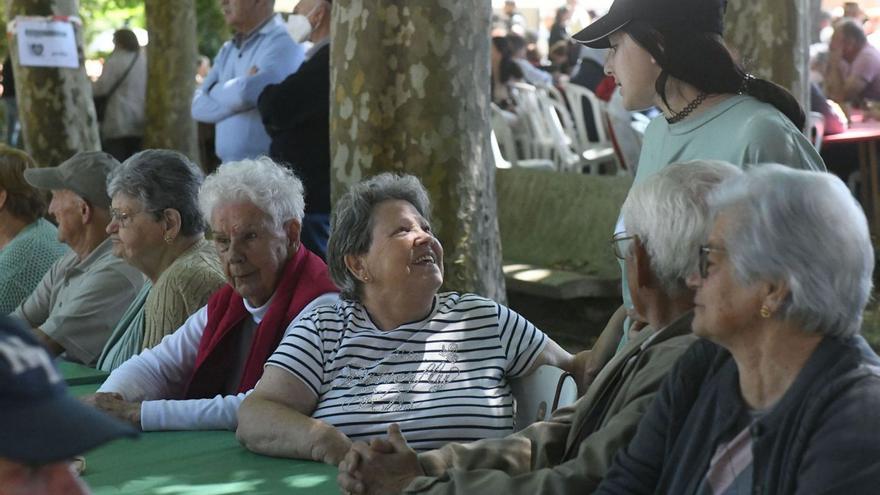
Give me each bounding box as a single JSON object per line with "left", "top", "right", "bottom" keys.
{"left": 23, "top": 151, "right": 120, "bottom": 209}
{"left": 0, "top": 316, "right": 136, "bottom": 464}
{"left": 573, "top": 0, "right": 728, "bottom": 48}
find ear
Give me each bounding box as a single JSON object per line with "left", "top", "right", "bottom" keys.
{"left": 344, "top": 253, "right": 370, "bottom": 283}
{"left": 632, "top": 238, "right": 655, "bottom": 289}
{"left": 162, "top": 208, "right": 183, "bottom": 240}
{"left": 762, "top": 278, "right": 791, "bottom": 315}
{"left": 284, "top": 219, "right": 302, "bottom": 251}
{"left": 79, "top": 198, "right": 93, "bottom": 224}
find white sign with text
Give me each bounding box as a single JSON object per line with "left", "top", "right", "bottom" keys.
{"left": 16, "top": 18, "right": 78, "bottom": 69}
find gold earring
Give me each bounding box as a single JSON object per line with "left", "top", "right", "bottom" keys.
{"left": 164, "top": 235, "right": 174, "bottom": 244}
{"left": 760, "top": 305, "right": 772, "bottom": 319}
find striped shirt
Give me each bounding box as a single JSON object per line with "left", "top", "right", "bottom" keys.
{"left": 266, "top": 292, "right": 547, "bottom": 450}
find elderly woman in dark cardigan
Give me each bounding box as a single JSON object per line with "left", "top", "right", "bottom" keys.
{"left": 597, "top": 165, "right": 880, "bottom": 494}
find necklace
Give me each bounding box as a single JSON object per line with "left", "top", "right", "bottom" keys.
{"left": 666, "top": 92, "right": 708, "bottom": 124}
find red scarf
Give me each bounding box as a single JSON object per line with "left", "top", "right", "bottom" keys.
{"left": 184, "top": 247, "right": 337, "bottom": 398}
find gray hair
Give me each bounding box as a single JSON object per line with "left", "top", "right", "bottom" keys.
{"left": 107, "top": 149, "right": 207, "bottom": 236}
{"left": 328, "top": 173, "right": 432, "bottom": 301}
{"left": 199, "top": 156, "right": 304, "bottom": 228}
{"left": 708, "top": 164, "right": 874, "bottom": 339}
{"left": 622, "top": 160, "right": 742, "bottom": 295}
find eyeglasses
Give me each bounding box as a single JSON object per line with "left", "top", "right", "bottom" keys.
{"left": 109, "top": 208, "right": 157, "bottom": 228}
{"left": 610, "top": 232, "right": 637, "bottom": 260}
{"left": 698, "top": 244, "right": 726, "bottom": 278}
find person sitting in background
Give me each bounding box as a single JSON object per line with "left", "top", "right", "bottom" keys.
{"left": 0, "top": 316, "right": 136, "bottom": 495}
{"left": 259, "top": 0, "right": 334, "bottom": 260}
{"left": 824, "top": 19, "right": 880, "bottom": 106}
{"left": 810, "top": 81, "right": 846, "bottom": 135}
{"left": 336, "top": 161, "right": 740, "bottom": 495}
{"left": 12, "top": 151, "right": 144, "bottom": 365}
{"left": 0, "top": 147, "right": 68, "bottom": 315}
{"left": 491, "top": 36, "right": 525, "bottom": 112}
{"left": 596, "top": 165, "right": 880, "bottom": 494}
{"left": 548, "top": 41, "right": 575, "bottom": 80}
{"left": 96, "top": 150, "right": 225, "bottom": 371}
{"left": 549, "top": 6, "right": 572, "bottom": 48}
{"left": 83, "top": 157, "right": 338, "bottom": 431}
{"left": 237, "top": 173, "right": 579, "bottom": 466}
{"left": 507, "top": 33, "right": 553, "bottom": 87}
{"left": 92, "top": 29, "right": 146, "bottom": 162}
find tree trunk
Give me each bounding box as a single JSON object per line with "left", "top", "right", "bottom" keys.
{"left": 330, "top": 1, "right": 506, "bottom": 302}
{"left": 725, "top": 0, "right": 811, "bottom": 111}
{"left": 5, "top": 0, "right": 99, "bottom": 166}
{"left": 144, "top": 0, "right": 197, "bottom": 160}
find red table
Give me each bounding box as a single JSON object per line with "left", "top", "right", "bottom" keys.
{"left": 822, "top": 121, "right": 880, "bottom": 232}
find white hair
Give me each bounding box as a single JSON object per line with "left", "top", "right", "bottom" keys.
{"left": 198, "top": 156, "right": 304, "bottom": 228}
{"left": 708, "top": 164, "right": 874, "bottom": 338}
{"left": 622, "top": 160, "right": 742, "bottom": 294}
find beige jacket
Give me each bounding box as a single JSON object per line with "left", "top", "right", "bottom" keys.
{"left": 405, "top": 312, "right": 697, "bottom": 495}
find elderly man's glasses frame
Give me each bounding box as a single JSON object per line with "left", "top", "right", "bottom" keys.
{"left": 610, "top": 232, "right": 637, "bottom": 260}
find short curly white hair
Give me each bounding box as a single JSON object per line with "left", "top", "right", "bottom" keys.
{"left": 199, "top": 156, "right": 304, "bottom": 228}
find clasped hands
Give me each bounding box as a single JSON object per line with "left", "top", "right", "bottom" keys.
{"left": 337, "top": 423, "right": 423, "bottom": 495}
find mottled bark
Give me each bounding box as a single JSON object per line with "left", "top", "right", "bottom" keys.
{"left": 144, "top": 0, "right": 197, "bottom": 160}
{"left": 725, "top": 0, "right": 810, "bottom": 109}
{"left": 330, "top": 1, "right": 506, "bottom": 302}
{"left": 6, "top": 0, "right": 99, "bottom": 166}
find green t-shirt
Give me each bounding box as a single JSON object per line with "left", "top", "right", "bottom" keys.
{"left": 0, "top": 219, "right": 69, "bottom": 315}
{"left": 618, "top": 95, "right": 827, "bottom": 349}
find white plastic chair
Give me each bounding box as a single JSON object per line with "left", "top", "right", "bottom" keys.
{"left": 510, "top": 365, "right": 578, "bottom": 431}
{"left": 561, "top": 82, "right": 619, "bottom": 174}
{"left": 509, "top": 82, "right": 557, "bottom": 161}
{"left": 491, "top": 104, "right": 555, "bottom": 170}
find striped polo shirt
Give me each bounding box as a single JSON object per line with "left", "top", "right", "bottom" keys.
{"left": 266, "top": 292, "right": 547, "bottom": 450}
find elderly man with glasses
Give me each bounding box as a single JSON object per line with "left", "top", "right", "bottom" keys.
{"left": 337, "top": 160, "right": 743, "bottom": 495}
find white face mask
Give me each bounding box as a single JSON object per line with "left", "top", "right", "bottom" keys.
{"left": 286, "top": 2, "right": 323, "bottom": 43}
{"left": 286, "top": 14, "right": 312, "bottom": 43}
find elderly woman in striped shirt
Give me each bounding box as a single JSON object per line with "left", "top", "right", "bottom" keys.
{"left": 237, "top": 173, "right": 577, "bottom": 465}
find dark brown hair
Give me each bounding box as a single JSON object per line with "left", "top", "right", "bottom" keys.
{"left": 0, "top": 146, "right": 47, "bottom": 223}
{"left": 113, "top": 29, "right": 140, "bottom": 52}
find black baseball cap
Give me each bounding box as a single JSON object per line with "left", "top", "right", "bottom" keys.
{"left": 0, "top": 316, "right": 136, "bottom": 464}
{"left": 573, "top": 0, "right": 728, "bottom": 48}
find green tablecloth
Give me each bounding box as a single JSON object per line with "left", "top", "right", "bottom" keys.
{"left": 69, "top": 382, "right": 101, "bottom": 397}
{"left": 83, "top": 430, "right": 340, "bottom": 495}
{"left": 65, "top": 374, "right": 340, "bottom": 494}
{"left": 57, "top": 359, "right": 109, "bottom": 385}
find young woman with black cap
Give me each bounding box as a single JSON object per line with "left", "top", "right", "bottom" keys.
{"left": 573, "top": 0, "right": 825, "bottom": 180}
{"left": 571, "top": 0, "right": 826, "bottom": 354}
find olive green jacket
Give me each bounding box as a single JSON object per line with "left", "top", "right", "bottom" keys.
{"left": 405, "top": 311, "right": 697, "bottom": 495}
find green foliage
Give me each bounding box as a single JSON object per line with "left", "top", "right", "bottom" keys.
{"left": 81, "top": 2, "right": 145, "bottom": 57}
{"left": 196, "top": 0, "right": 229, "bottom": 59}
{"left": 76, "top": 0, "right": 228, "bottom": 60}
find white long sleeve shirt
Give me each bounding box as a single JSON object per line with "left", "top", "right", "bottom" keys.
{"left": 98, "top": 292, "right": 338, "bottom": 431}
